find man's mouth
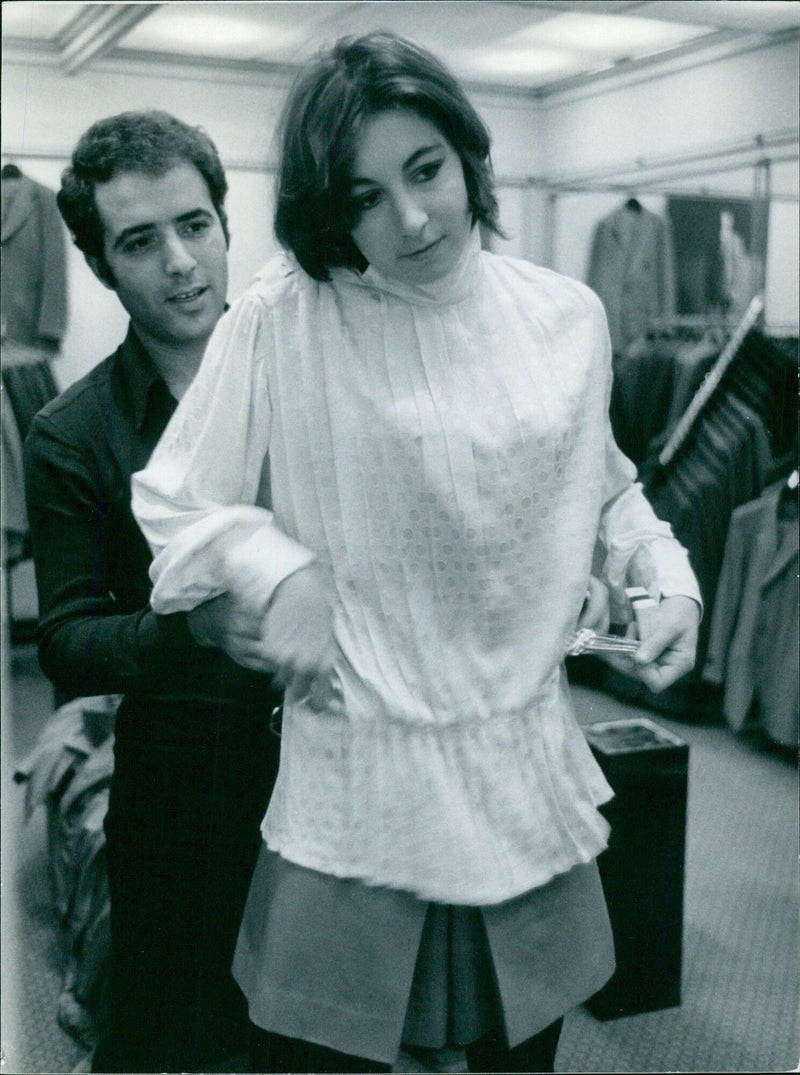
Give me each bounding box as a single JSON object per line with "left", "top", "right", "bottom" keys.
{"left": 168, "top": 286, "right": 207, "bottom": 303}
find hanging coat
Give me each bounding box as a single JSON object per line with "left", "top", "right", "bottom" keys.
{"left": 1, "top": 172, "right": 68, "bottom": 348}
{"left": 588, "top": 203, "right": 676, "bottom": 357}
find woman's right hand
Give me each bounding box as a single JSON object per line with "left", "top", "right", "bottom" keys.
{"left": 260, "top": 565, "right": 338, "bottom": 709}
{"left": 188, "top": 564, "right": 338, "bottom": 710}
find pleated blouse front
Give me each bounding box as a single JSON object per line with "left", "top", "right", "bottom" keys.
{"left": 133, "top": 230, "right": 697, "bottom": 905}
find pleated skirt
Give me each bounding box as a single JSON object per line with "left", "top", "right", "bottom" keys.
{"left": 233, "top": 846, "right": 614, "bottom": 1065}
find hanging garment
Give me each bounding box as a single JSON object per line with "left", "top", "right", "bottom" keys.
{"left": 2, "top": 389, "right": 29, "bottom": 561}
{"left": 2, "top": 359, "right": 59, "bottom": 442}
{"left": 703, "top": 481, "right": 799, "bottom": 747}
{"left": 14, "top": 696, "right": 118, "bottom": 1047}
{"left": 587, "top": 202, "right": 676, "bottom": 356}
{"left": 604, "top": 331, "right": 795, "bottom": 720}
{"left": 608, "top": 330, "right": 720, "bottom": 468}
{"left": 2, "top": 357, "right": 60, "bottom": 568}
{"left": 1, "top": 172, "right": 68, "bottom": 349}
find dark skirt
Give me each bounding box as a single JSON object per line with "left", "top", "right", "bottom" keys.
{"left": 233, "top": 847, "right": 615, "bottom": 1064}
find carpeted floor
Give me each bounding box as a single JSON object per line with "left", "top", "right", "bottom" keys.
{"left": 2, "top": 644, "right": 798, "bottom": 1074}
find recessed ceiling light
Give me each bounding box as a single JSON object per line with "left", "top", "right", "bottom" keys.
{"left": 514, "top": 12, "right": 711, "bottom": 57}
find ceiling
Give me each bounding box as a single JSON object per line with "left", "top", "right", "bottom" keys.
{"left": 3, "top": 0, "right": 799, "bottom": 95}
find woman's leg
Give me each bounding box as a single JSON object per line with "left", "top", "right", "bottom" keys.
{"left": 465, "top": 1017, "right": 563, "bottom": 1073}
{"left": 249, "top": 1027, "right": 392, "bottom": 1074}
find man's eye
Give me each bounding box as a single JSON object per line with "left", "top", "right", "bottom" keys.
{"left": 123, "top": 235, "right": 154, "bottom": 253}
{"left": 182, "top": 219, "right": 211, "bottom": 237}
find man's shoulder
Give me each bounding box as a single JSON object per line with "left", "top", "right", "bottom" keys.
{"left": 29, "top": 348, "right": 120, "bottom": 444}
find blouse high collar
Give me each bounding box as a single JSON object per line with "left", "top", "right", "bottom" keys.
{"left": 340, "top": 223, "right": 482, "bottom": 307}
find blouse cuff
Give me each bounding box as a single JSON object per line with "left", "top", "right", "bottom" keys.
{"left": 605, "top": 537, "right": 703, "bottom": 623}
{"left": 227, "top": 524, "right": 317, "bottom": 620}
{"left": 148, "top": 506, "right": 316, "bottom": 616}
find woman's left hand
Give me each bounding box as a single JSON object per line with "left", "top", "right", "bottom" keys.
{"left": 577, "top": 575, "right": 611, "bottom": 634}
{"left": 607, "top": 595, "right": 700, "bottom": 693}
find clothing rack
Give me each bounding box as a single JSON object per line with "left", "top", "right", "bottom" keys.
{"left": 648, "top": 314, "right": 734, "bottom": 332}
{"left": 657, "top": 294, "right": 765, "bottom": 467}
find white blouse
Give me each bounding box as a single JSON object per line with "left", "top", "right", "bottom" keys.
{"left": 132, "top": 229, "right": 700, "bottom": 905}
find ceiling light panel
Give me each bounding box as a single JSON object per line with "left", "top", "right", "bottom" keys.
{"left": 116, "top": 1, "right": 559, "bottom": 66}
{"left": 630, "top": 1, "right": 800, "bottom": 33}
{"left": 1, "top": 2, "right": 87, "bottom": 42}
{"left": 117, "top": 2, "right": 358, "bottom": 62}
{"left": 302, "top": 1, "right": 555, "bottom": 52}
{"left": 459, "top": 46, "right": 580, "bottom": 84}
{"left": 517, "top": 12, "right": 712, "bottom": 58}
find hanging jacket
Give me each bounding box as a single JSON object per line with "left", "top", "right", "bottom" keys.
{"left": 703, "top": 481, "right": 799, "bottom": 747}
{"left": 1, "top": 172, "right": 68, "bottom": 348}
{"left": 587, "top": 203, "right": 676, "bottom": 356}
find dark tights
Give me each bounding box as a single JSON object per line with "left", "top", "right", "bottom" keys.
{"left": 250, "top": 1017, "right": 563, "bottom": 1073}
{"left": 465, "top": 1017, "right": 563, "bottom": 1072}
{"left": 249, "top": 1028, "right": 391, "bottom": 1073}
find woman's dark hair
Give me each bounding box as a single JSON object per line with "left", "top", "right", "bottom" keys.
{"left": 274, "top": 31, "right": 502, "bottom": 280}
{"left": 57, "top": 110, "right": 229, "bottom": 282}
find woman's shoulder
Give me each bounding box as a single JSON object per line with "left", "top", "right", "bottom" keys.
{"left": 482, "top": 250, "right": 605, "bottom": 317}
{"left": 247, "top": 250, "right": 303, "bottom": 307}
{"left": 206, "top": 253, "right": 304, "bottom": 352}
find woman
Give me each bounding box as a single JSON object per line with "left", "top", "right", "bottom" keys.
{"left": 132, "top": 32, "right": 700, "bottom": 1074}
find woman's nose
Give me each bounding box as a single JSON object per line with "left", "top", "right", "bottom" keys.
{"left": 163, "top": 231, "right": 197, "bottom": 275}
{"left": 394, "top": 194, "right": 428, "bottom": 236}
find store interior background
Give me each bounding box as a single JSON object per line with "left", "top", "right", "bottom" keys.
{"left": 2, "top": 2, "right": 798, "bottom": 1073}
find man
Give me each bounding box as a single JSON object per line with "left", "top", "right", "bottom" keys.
{"left": 23, "top": 111, "right": 281, "bottom": 1073}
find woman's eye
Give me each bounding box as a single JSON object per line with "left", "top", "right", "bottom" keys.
{"left": 355, "top": 190, "right": 382, "bottom": 213}
{"left": 414, "top": 160, "right": 442, "bottom": 183}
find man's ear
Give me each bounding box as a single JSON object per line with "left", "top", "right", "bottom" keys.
{"left": 86, "top": 253, "right": 116, "bottom": 290}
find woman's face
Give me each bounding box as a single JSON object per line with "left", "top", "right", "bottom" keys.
{"left": 348, "top": 108, "right": 472, "bottom": 286}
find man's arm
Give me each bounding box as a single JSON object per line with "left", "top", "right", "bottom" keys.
{"left": 23, "top": 412, "right": 195, "bottom": 701}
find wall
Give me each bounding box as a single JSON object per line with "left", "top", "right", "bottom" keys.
{"left": 539, "top": 37, "right": 798, "bottom": 180}
{"left": 539, "top": 36, "right": 799, "bottom": 331}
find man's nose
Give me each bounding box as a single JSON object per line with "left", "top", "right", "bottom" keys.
{"left": 163, "top": 231, "right": 197, "bottom": 275}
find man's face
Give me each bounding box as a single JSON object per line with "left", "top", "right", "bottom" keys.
{"left": 91, "top": 162, "right": 228, "bottom": 347}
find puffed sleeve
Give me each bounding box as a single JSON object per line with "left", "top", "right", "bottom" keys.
{"left": 131, "top": 288, "right": 315, "bottom": 620}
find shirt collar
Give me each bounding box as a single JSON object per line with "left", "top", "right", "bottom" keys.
{"left": 116, "top": 303, "right": 230, "bottom": 430}
{"left": 117, "top": 324, "right": 170, "bottom": 432}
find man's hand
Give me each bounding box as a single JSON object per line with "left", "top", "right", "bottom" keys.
{"left": 604, "top": 595, "right": 700, "bottom": 693}
{"left": 188, "top": 591, "right": 272, "bottom": 668}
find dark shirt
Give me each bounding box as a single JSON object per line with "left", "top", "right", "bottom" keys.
{"left": 23, "top": 324, "right": 273, "bottom": 708}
